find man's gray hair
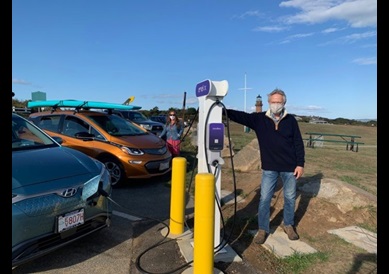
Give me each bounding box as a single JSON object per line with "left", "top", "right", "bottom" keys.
{"left": 267, "top": 88, "right": 287, "bottom": 104}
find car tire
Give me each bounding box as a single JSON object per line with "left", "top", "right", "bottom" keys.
{"left": 99, "top": 156, "right": 125, "bottom": 187}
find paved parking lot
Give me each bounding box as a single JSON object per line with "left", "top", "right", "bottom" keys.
{"left": 12, "top": 176, "right": 195, "bottom": 273}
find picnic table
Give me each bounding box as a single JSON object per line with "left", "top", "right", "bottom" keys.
{"left": 304, "top": 132, "right": 364, "bottom": 152}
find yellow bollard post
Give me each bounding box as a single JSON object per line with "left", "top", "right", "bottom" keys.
{"left": 193, "top": 173, "right": 215, "bottom": 274}
{"left": 169, "top": 157, "right": 187, "bottom": 235}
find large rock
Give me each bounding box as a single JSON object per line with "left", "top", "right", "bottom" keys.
{"left": 298, "top": 178, "right": 377, "bottom": 213}
{"left": 223, "top": 138, "right": 260, "bottom": 172}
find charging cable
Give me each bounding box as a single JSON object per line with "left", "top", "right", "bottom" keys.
{"left": 100, "top": 104, "right": 244, "bottom": 274}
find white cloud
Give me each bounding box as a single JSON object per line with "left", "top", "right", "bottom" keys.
{"left": 322, "top": 27, "right": 343, "bottom": 33}
{"left": 318, "top": 30, "right": 376, "bottom": 46}
{"left": 341, "top": 31, "right": 377, "bottom": 43}
{"left": 305, "top": 105, "right": 325, "bottom": 111}
{"left": 279, "top": 32, "right": 314, "bottom": 44}
{"left": 352, "top": 57, "right": 376, "bottom": 65}
{"left": 12, "top": 78, "right": 31, "bottom": 85}
{"left": 279, "top": 0, "right": 377, "bottom": 28}
{"left": 232, "top": 10, "right": 263, "bottom": 20}
{"left": 287, "top": 32, "right": 315, "bottom": 39}
{"left": 253, "top": 26, "right": 288, "bottom": 32}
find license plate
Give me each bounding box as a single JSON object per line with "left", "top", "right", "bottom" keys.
{"left": 57, "top": 208, "right": 84, "bottom": 233}
{"left": 159, "top": 161, "right": 169, "bottom": 171}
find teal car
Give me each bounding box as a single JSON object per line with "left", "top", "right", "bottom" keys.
{"left": 12, "top": 113, "right": 112, "bottom": 268}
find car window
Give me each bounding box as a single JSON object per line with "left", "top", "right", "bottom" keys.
{"left": 132, "top": 112, "right": 144, "bottom": 121}
{"left": 89, "top": 126, "right": 104, "bottom": 140}
{"left": 37, "top": 116, "right": 61, "bottom": 132}
{"left": 121, "top": 111, "right": 146, "bottom": 122}
{"left": 38, "top": 117, "right": 55, "bottom": 131}
{"left": 87, "top": 114, "right": 148, "bottom": 136}
{"left": 63, "top": 116, "right": 90, "bottom": 137}
{"left": 12, "top": 114, "right": 57, "bottom": 150}
{"left": 126, "top": 112, "right": 134, "bottom": 120}
{"left": 150, "top": 116, "right": 167, "bottom": 124}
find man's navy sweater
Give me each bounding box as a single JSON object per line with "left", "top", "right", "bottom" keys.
{"left": 226, "top": 109, "right": 305, "bottom": 172}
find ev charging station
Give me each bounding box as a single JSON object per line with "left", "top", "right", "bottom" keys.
{"left": 196, "top": 79, "right": 228, "bottom": 248}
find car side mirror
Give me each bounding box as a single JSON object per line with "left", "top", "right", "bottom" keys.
{"left": 52, "top": 136, "right": 63, "bottom": 144}
{"left": 75, "top": 132, "right": 95, "bottom": 140}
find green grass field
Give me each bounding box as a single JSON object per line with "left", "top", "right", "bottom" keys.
{"left": 181, "top": 120, "right": 377, "bottom": 196}
{"left": 221, "top": 121, "right": 377, "bottom": 196}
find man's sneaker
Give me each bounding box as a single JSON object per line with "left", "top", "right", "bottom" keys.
{"left": 254, "top": 229, "right": 267, "bottom": 244}
{"left": 283, "top": 225, "right": 299, "bottom": 240}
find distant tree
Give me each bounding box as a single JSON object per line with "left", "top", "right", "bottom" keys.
{"left": 186, "top": 107, "right": 197, "bottom": 116}
{"left": 367, "top": 120, "right": 377, "bottom": 126}
{"left": 169, "top": 107, "right": 181, "bottom": 115}
{"left": 12, "top": 97, "right": 29, "bottom": 108}
{"left": 299, "top": 116, "right": 311, "bottom": 123}
{"left": 333, "top": 118, "right": 352, "bottom": 125}
{"left": 148, "top": 106, "right": 160, "bottom": 117}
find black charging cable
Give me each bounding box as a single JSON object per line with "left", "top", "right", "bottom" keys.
{"left": 179, "top": 108, "right": 198, "bottom": 143}
{"left": 103, "top": 195, "right": 193, "bottom": 274}
{"left": 201, "top": 100, "right": 239, "bottom": 253}
{"left": 99, "top": 103, "right": 242, "bottom": 274}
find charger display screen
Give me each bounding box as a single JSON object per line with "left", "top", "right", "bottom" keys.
{"left": 209, "top": 123, "right": 224, "bottom": 151}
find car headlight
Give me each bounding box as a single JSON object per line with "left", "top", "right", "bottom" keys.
{"left": 82, "top": 163, "right": 111, "bottom": 200}
{"left": 140, "top": 124, "right": 152, "bottom": 131}
{"left": 121, "top": 146, "right": 145, "bottom": 156}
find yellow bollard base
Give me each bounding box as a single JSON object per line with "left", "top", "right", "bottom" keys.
{"left": 160, "top": 226, "right": 194, "bottom": 240}
{"left": 181, "top": 266, "right": 224, "bottom": 274}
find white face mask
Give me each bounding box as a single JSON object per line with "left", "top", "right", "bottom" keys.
{"left": 269, "top": 103, "right": 284, "bottom": 114}
{"left": 169, "top": 115, "right": 175, "bottom": 120}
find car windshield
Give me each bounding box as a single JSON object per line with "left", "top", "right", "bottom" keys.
{"left": 127, "top": 112, "right": 148, "bottom": 122}
{"left": 87, "top": 113, "right": 148, "bottom": 136}
{"left": 12, "top": 114, "right": 58, "bottom": 151}
{"left": 150, "top": 116, "right": 166, "bottom": 123}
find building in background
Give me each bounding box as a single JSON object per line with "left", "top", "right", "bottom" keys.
{"left": 32, "top": 91, "right": 47, "bottom": 101}
{"left": 255, "top": 94, "right": 263, "bottom": 113}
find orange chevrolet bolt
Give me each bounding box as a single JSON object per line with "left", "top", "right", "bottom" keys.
{"left": 29, "top": 109, "right": 172, "bottom": 187}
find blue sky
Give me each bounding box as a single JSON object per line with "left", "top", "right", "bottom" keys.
{"left": 12, "top": 0, "right": 377, "bottom": 120}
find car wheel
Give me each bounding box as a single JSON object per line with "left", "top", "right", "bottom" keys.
{"left": 100, "top": 156, "right": 125, "bottom": 187}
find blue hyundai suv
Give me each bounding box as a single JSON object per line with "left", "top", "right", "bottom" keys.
{"left": 12, "top": 113, "right": 112, "bottom": 268}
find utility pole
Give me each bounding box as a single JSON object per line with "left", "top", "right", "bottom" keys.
{"left": 181, "top": 91, "right": 186, "bottom": 128}
{"left": 238, "top": 73, "right": 252, "bottom": 132}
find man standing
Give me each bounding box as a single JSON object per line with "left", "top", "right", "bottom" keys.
{"left": 226, "top": 88, "right": 305, "bottom": 244}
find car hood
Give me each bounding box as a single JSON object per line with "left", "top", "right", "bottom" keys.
{"left": 111, "top": 133, "right": 166, "bottom": 148}
{"left": 12, "top": 146, "right": 101, "bottom": 189}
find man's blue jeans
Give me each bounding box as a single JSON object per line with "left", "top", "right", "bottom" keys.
{"left": 258, "top": 170, "right": 297, "bottom": 233}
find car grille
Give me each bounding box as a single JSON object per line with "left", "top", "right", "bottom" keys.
{"left": 14, "top": 189, "right": 85, "bottom": 217}
{"left": 144, "top": 159, "right": 171, "bottom": 174}
{"left": 13, "top": 180, "right": 104, "bottom": 217}
{"left": 143, "top": 146, "right": 168, "bottom": 155}
{"left": 152, "top": 125, "right": 164, "bottom": 131}
{"left": 12, "top": 215, "right": 110, "bottom": 268}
